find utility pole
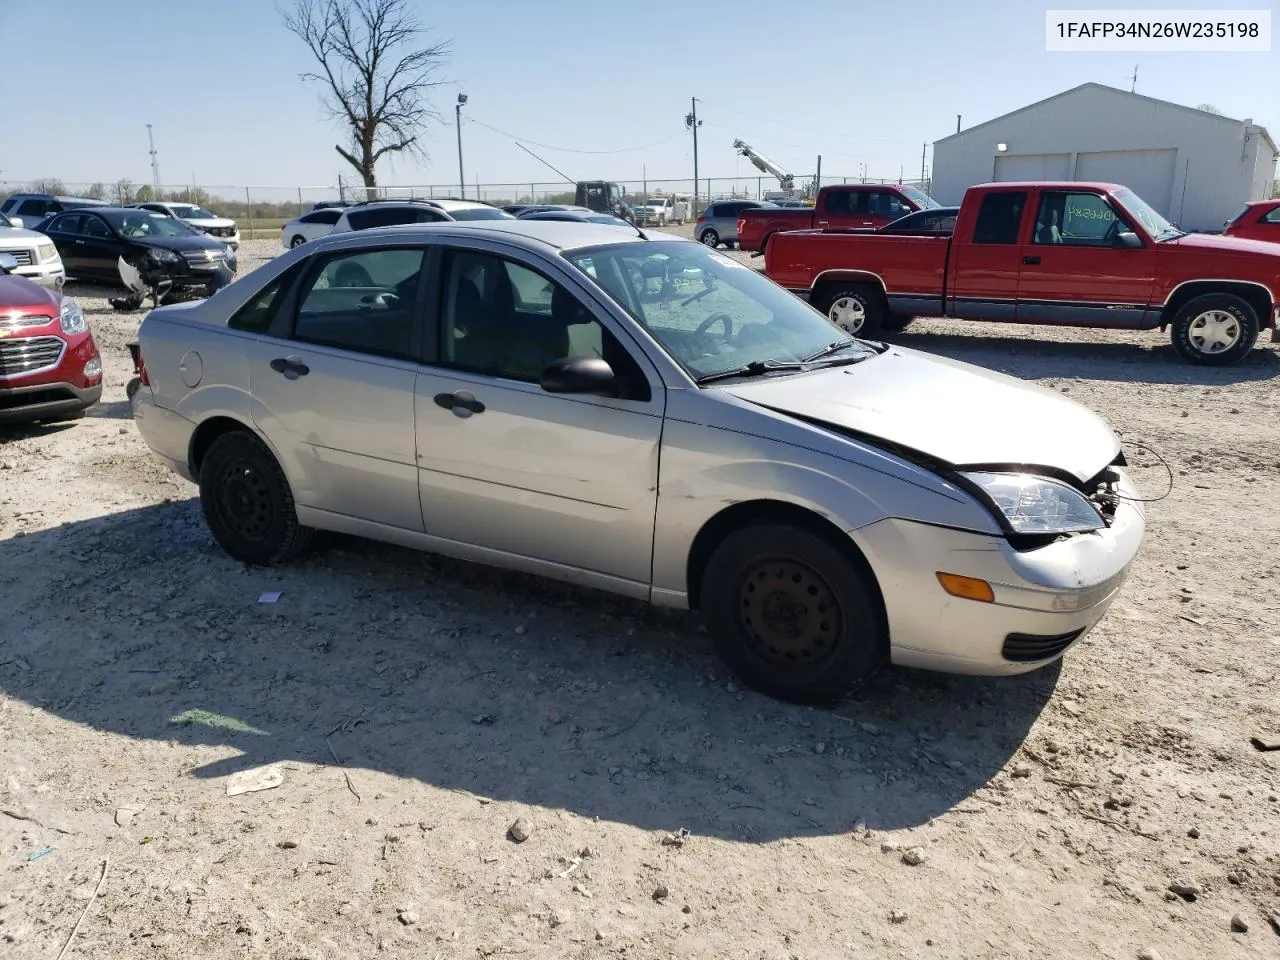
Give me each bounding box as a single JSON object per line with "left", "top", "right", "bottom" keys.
{"left": 146, "top": 124, "right": 162, "bottom": 198}
{"left": 456, "top": 93, "right": 468, "bottom": 198}
{"left": 1128, "top": 64, "right": 1138, "bottom": 92}
{"left": 920, "top": 142, "right": 927, "bottom": 185}
{"left": 956, "top": 114, "right": 961, "bottom": 134}
{"left": 686, "top": 98, "right": 702, "bottom": 213}
{"left": 815, "top": 155, "right": 822, "bottom": 195}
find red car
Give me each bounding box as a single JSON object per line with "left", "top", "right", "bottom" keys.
{"left": 0, "top": 256, "right": 102, "bottom": 424}
{"left": 765, "top": 181, "right": 1280, "bottom": 366}
{"left": 736, "top": 183, "right": 939, "bottom": 254}
{"left": 1223, "top": 199, "right": 1280, "bottom": 243}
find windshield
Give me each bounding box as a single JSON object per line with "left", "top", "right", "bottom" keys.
{"left": 172, "top": 205, "right": 218, "bottom": 220}
{"left": 566, "top": 241, "right": 875, "bottom": 381}
{"left": 103, "top": 211, "right": 200, "bottom": 237}
{"left": 899, "top": 185, "right": 941, "bottom": 209}
{"left": 448, "top": 207, "right": 516, "bottom": 221}
{"left": 1113, "top": 187, "right": 1181, "bottom": 239}
{"left": 645, "top": 199, "right": 663, "bottom": 206}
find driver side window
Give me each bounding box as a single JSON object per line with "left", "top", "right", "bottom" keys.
{"left": 292, "top": 248, "right": 425, "bottom": 358}
{"left": 82, "top": 216, "right": 111, "bottom": 238}
{"left": 1034, "top": 192, "right": 1127, "bottom": 246}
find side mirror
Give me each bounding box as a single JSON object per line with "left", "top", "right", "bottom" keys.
{"left": 540, "top": 356, "right": 617, "bottom": 396}
{"left": 0, "top": 252, "right": 18, "bottom": 274}
{"left": 1113, "top": 230, "right": 1142, "bottom": 249}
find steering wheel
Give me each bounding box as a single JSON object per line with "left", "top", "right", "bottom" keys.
{"left": 694, "top": 312, "right": 734, "bottom": 345}
{"left": 1101, "top": 219, "right": 1122, "bottom": 244}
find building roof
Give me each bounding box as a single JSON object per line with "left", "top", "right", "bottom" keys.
{"left": 936, "top": 82, "right": 1274, "bottom": 152}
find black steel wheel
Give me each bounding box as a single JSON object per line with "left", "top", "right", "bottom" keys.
{"left": 702, "top": 522, "right": 886, "bottom": 704}
{"left": 199, "top": 430, "right": 313, "bottom": 565}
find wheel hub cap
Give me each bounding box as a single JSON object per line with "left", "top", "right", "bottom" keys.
{"left": 829, "top": 297, "right": 866, "bottom": 334}
{"left": 1188, "top": 310, "right": 1240, "bottom": 353}
{"left": 739, "top": 559, "right": 842, "bottom": 665}
{"left": 217, "top": 460, "right": 271, "bottom": 540}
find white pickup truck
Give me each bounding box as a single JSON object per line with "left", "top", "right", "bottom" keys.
{"left": 634, "top": 197, "right": 687, "bottom": 226}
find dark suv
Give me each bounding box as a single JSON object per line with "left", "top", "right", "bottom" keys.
{"left": 695, "top": 199, "right": 775, "bottom": 249}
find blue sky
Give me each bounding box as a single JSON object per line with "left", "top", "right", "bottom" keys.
{"left": 2, "top": 0, "right": 1276, "bottom": 196}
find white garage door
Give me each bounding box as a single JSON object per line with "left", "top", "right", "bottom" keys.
{"left": 1074, "top": 149, "right": 1177, "bottom": 216}
{"left": 994, "top": 153, "right": 1072, "bottom": 181}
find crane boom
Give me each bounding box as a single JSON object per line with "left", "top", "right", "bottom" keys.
{"left": 733, "top": 139, "right": 795, "bottom": 193}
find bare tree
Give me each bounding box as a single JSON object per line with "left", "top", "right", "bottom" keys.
{"left": 1195, "top": 103, "right": 1224, "bottom": 115}
{"left": 282, "top": 0, "right": 451, "bottom": 197}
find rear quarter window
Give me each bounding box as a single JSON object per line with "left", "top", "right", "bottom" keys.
{"left": 972, "top": 192, "right": 1027, "bottom": 244}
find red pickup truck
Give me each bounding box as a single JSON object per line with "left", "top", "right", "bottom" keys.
{"left": 765, "top": 181, "right": 1280, "bottom": 365}
{"left": 737, "top": 183, "right": 939, "bottom": 254}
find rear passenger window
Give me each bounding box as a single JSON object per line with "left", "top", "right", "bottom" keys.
{"left": 230, "top": 275, "right": 291, "bottom": 333}
{"left": 972, "top": 192, "right": 1026, "bottom": 244}
{"left": 292, "top": 249, "right": 425, "bottom": 358}
{"left": 1264, "top": 207, "right": 1280, "bottom": 224}
{"left": 823, "top": 191, "right": 863, "bottom": 215}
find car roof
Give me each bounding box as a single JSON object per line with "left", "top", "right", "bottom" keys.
{"left": 312, "top": 218, "right": 665, "bottom": 253}
{"left": 971, "top": 180, "right": 1123, "bottom": 191}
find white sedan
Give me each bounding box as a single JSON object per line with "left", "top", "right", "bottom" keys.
{"left": 279, "top": 207, "right": 346, "bottom": 249}
{"left": 130, "top": 221, "right": 1145, "bottom": 704}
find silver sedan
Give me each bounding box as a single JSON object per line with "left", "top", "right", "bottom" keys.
{"left": 130, "top": 221, "right": 1145, "bottom": 704}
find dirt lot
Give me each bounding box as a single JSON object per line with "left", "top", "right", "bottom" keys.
{"left": 2, "top": 236, "right": 1279, "bottom": 959}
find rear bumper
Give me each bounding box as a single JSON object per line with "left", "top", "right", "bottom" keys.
{"left": 852, "top": 469, "right": 1145, "bottom": 675}
{"left": 0, "top": 380, "right": 100, "bottom": 423}
{"left": 130, "top": 388, "right": 196, "bottom": 482}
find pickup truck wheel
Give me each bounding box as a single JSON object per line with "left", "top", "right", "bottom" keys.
{"left": 702, "top": 523, "right": 886, "bottom": 705}
{"left": 699, "top": 229, "right": 720, "bottom": 247}
{"left": 199, "top": 431, "right": 314, "bottom": 565}
{"left": 819, "top": 286, "right": 884, "bottom": 338}
{"left": 1170, "top": 294, "right": 1259, "bottom": 365}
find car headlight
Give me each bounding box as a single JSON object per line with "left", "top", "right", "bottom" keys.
{"left": 38, "top": 242, "right": 59, "bottom": 263}
{"left": 147, "top": 247, "right": 181, "bottom": 263}
{"left": 59, "top": 297, "right": 87, "bottom": 335}
{"left": 960, "top": 471, "right": 1104, "bottom": 535}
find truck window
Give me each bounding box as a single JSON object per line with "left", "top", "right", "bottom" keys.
{"left": 823, "top": 191, "right": 863, "bottom": 215}
{"left": 1033, "top": 192, "right": 1129, "bottom": 246}
{"left": 972, "top": 192, "right": 1026, "bottom": 244}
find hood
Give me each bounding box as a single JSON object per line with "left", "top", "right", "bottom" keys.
{"left": 0, "top": 273, "right": 60, "bottom": 313}
{"left": 182, "top": 217, "right": 237, "bottom": 228}
{"left": 1164, "top": 231, "right": 1280, "bottom": 262}
{"left": 721, "top": 347, "right": 1120, "bottom": 483}
{"left": 0, "top": 227, "right": 52, "bottom": 247}
{"left": 133, "top": 234, "right": 231, "bottom": 254}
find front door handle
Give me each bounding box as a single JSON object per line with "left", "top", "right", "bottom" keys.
{"left": 1023, "top": 255, "right": 1041, "bottom": 265}
{"left": 817, "top": 219, "right": 830, "bottom": 226}
{"left": 269, "top": 357, "right": 310, "bottom": 379}
{"left": 433, "top": 390, "right": 485, "bottom": 416}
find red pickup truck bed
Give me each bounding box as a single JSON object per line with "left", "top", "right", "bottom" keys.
{"left": 765, "top": 180, "right": 1280, "bottom": 366}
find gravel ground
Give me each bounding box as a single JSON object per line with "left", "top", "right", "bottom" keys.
{"left": 1, "top": 237, "right": 1279, "bottom": 959}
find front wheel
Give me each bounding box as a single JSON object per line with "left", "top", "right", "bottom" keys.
{"left": 701, "top": 523, "right": 886, "bottom": 705}
{"left": 290, "top": 235, "right": 306, "bottom": 248}
{"left": 699, "top": 229, "right": 720, "bottom": 248}
{"left": 199, "top": 431, "right": 314, "bottom": 565}
{"left": 816, "top": 285, "right": 885, "bottom": 339}
{"left": 1169, "top": 293, "right": 1259, "bottom": 365}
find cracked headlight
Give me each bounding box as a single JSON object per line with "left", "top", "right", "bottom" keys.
{"left": 961, "top": 471, "right": 1103, "bottom": 535}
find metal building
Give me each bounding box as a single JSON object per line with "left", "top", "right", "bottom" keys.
{"left": 932, "top": 83, "right": 1277, "bottom": 232}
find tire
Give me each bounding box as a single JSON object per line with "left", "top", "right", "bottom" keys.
{"left": 199, "top": 430, "right": 314, "bottom": 565}
{"left": 699, "top": 229, "right": 720, "bottom": 248}
{"left": 724, "top": 240, "right": 737, "bottom": 250}
{"left": 126, "top": 377, "right": 141, "bottom": 400}
{"left": 290, "top": 235, "right": 306, "bottom": 248}
{"left": 815, "top": 284, "right": 885, "bottom": 339}
{"left": 701, "top": 523, "right": 886, "bottom": 705}
{"left": 1169, "top": 293, "right": 1259, "bottom": 365}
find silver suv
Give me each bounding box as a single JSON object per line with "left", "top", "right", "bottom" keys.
{"left": 0, "top": 193, "right": 108, "bottom": 229}
{"left": 695, "top": 199, "right": 775, "bottom": 249}
{"left": 331, "top": 198, "right": 514, "bottom": 233}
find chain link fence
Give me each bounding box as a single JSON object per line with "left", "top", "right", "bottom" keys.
{"left": 2, "top": 175, "right": 934, "bottom": 237}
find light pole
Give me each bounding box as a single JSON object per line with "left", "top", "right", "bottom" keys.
{"left": 456, "top": 93, "right": 467, "bottom": 199}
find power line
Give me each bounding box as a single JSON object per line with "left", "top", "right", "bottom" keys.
{"left": 694, "top": 97, "right": 915, "bottom": 144}
{"left": 462, "top": 116, "right": 685, "bottom": 155}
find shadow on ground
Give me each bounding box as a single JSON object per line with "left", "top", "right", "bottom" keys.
{"left": 890, "top": 327, "right": 1280, "bottom": 385}
{"left": 0, "top": 499, "right": 1059, "bottom": 842}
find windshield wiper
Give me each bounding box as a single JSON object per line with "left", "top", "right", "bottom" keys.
{"left": 802, "top": 338, "right": 863, "bottom": 362}
{"left": 695, "top": 359, "right": 809, "bottom": 384}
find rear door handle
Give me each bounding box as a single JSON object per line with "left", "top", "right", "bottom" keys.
{"left": 1023, "top": 255, "right": 1041, "bottom": 265}
{"left": 433, "top": 390, "right": 485, "bottom": 415}
{"left": 269, "top": 357, "right": 310, "bottom": 379}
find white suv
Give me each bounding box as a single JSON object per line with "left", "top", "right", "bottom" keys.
{"left": 330, "top": 198, "right": 514, "bottom": 234}
{"left": 132, "top": 202, "right": 240, "bottom": 249}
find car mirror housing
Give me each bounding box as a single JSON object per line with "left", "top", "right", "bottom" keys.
{"left": 1113, "top": 230, "right": 1143, "bottom": 249}
{"left": 540, "top": 356, "right": 618, "bottom": 396}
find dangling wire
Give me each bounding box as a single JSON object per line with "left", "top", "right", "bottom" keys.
{"left": 1108, "top": 438, "right": 1174, "bottom": 503}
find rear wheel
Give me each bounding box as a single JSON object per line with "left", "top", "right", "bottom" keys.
{"left": 1169, "top": 293, "right": 1259, "bottom": 365}
{"left": 699, "top": 229, "right": 720, "bottom": 247}
{"left": 290, "top": 235, "right": 306, "bottom": 248}
{"left": 199, "top": 431, "right": 314, "bottom": 565}
{"left": 816, "top": 284, "right": 885, "bottom": 339}
{"left": 701, "top": 523, "right": 886, "bottom": 705}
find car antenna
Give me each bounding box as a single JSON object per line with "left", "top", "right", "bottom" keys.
{"left": 632, "top": 222, "right": 648, "bottom": 240}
